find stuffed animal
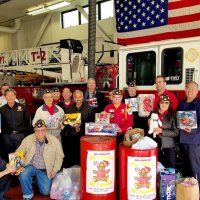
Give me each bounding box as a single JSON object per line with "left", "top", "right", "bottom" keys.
{"left": 148, "top": 113, "right": 161, "bottom": 138}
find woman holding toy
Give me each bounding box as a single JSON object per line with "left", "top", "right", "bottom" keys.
{"left": 148, "top": 94, "right": 179, "bottom": 168}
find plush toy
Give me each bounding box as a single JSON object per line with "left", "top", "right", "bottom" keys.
{"left": 148, "top": 113, "right": 161, "bottom": 138}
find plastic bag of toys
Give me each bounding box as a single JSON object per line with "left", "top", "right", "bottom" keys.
{"left": 50, "top": 166, "right": 80, "bottom": 200}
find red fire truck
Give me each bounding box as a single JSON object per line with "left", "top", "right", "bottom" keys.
{"left": 0, "top": 37, "right": 200, "bottom": 116}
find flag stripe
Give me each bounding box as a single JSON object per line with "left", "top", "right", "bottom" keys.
{"left": 117, "top": 28, "right": 200, "bottom": 45}
{"left": 169, "top": 0, "right": 200, "bottom": 10}
{"left": 115, "top": 0, "right": 200, "bottom": 45}
{"left": 169, "top": 4, "right": 200, "bottom": 17}
{"left": 117, "top": 19, "right": 200, "bottom": 39}
{"left": 169, "top": 12, "right": 200, "bottom": 24}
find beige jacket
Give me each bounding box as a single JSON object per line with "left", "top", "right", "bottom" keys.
{"left": 17, "top": 133, "right": 64, "bottom": 178}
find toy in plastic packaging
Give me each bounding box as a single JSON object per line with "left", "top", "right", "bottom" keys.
{"left": 63, "top": 113, "right": 81, "bottom": 127}
{"left": 125, "top": 98, "right": 138, "bottom": 112}
{"left": 50, "top": 166, "right": 80, "bottom": 200}
{"left": 95, "top": 113, "right": 110, "bottom": 123}
{"left": 137, "top": 94, "right": 155, "bottom": 117}
{"left": 86, "top": 97, "right": 98, "bottom": 108}
{"left": 9, "top": 150, "right": 24, "bottom": 170}
{"left": 85, "top": 123, "right": 117, "bottom": 136}
{"left": 177, "top": 111, "right": 197, "bottom": 129}
{"left": 47, "top": 115, "right": 61, "bottom": 129}
{"left": 159, "top": 168, "right": 176, "bottom": 200}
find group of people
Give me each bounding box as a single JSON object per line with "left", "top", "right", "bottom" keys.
{"left": 150, "top": 76, "right": 200, "bottom": 192}
{"left": 0, "top": 76, "right": 199, "bottom": 199}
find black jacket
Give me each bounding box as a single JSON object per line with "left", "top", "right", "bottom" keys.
{"left": 0, "top": 102, "right": 32, "bottom": 135}
{"left": 84, "top": 89, "right": 106, "bottom": 113}
{"left": 62, "top": 102, "right": 95, "bottom": 136}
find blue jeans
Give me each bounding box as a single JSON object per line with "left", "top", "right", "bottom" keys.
{"left": 182, "top": 143, "right": 200, "bottom": 191}
{"left": 19, "top": 164, "right": 52, "bottom": 199}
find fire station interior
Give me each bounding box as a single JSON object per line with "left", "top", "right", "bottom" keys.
{"left": 0, "top": 0, "right": 200, "bottom": 200}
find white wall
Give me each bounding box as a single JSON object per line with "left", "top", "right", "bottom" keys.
{"left": 0, "top": 32, "right": 13, "bottom": 51}
{"left": 1, "top": 13, "right": 117, "bottom": 64}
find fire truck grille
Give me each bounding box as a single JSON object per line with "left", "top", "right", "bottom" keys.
{"left": 185, "top": 68, "right": 195, "bottom": 84}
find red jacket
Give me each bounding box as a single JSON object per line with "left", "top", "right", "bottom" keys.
{"left": 105, "top": 103, "right": 133, "bottom": 134}
{"left": 154, "top": 90, "right": 178, "bottom": 110}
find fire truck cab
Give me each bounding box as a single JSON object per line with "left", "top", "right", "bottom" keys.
{"left": 118, "top": 37, "right": 200, "bottom": 99}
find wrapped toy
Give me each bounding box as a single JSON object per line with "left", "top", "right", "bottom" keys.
{"left": 137, "top": 94, "right": 155, "bottom": 117}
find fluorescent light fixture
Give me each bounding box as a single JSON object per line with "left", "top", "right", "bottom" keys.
{"left": 27, "top": 7, "right": 48, "bottom": 16}
{"left": 27, "top": 1, "right": 69, "bottom": 16}
{"left": 48, "top": 1, "right": 69, "bottom": 10}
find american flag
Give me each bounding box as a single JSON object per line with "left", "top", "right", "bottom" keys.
{"left": 114, "top": 0, "right": 200, "bottom": 45}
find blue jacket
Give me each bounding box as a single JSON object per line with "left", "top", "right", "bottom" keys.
{"left": 178, "top": 97, "right": 200, "bottom": 144}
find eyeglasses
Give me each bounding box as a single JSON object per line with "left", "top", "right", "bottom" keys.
{"left": 160, "top": 101, "right": 170, "bottom": 105}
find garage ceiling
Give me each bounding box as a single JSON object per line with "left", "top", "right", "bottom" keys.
{"left": 0, "top": 0, "right": 94, "bottom": 24}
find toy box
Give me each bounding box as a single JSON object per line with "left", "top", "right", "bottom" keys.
{"left": 177, "top": 111, "right": 197, "bottom": 129}
{"left": 95, "top": 113, "right": 110, "bottom": 123}
{"left": 63, "top": 113, "right": 81, "bottom": 126}
{"left": 9, "top": 150, "right": 24, "bottom": 169}
{"left": 85, "top": 123, "right": 117, "bottom": 136}
{"left": 125, "top": 98, "right": 138, "bottom": 112}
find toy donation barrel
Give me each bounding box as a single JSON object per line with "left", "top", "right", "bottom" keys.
{"left": 119, "top": 144, "right": 158, "bottom": 200}
{"left": 81, "top": 136, "right": 116, "bottom": 200}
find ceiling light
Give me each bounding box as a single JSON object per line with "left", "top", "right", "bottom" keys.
{"left": 27, "top": 1, "right": 69, "bottom": 16}
{"left": 27, "top": 7, "right": 48, "bottom": 16}
{"left": 48, "top": 1, "right": 69, "bottom": 10}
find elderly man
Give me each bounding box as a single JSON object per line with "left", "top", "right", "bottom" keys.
{"left": 105, "top": 89, "right": 133, "bottom": 144}
{"left": 0, "top": 89, "right": 31, "bottom": 162}
{"left": 0, "top": 83, "right": 19, "bottom": 107}
{"left": 51, "top": 87, "right": 61, "bottom": 104}
{"left": 84, "top": 78, "right": 106, "bottom": 113}
{"left": 124, "top": 82, "right": 148, "bottom": 132}
{"left": 32, "top": 89, "right": 64, "bottom": 141}
{"left": 57, "top": 87, "right": 73, "bottom": 111}
{"left": 17, "top": 119, "right": 64, "bottom": 200}
{"left": 62, "top": 90, "right": 95, "bottom": 167}
{"left": 178, "top": 81, "right": 200, "bottom": 189}
{"left": 154, "top": 75, "right": 178, "bottom": 110}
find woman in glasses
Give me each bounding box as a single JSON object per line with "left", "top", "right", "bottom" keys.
{"left": 149, "top": 94, "right": 179, "bottom": 168}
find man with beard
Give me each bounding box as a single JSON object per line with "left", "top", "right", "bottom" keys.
{"left": 61, "top": 90, "right": 95, "bottom": 167}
